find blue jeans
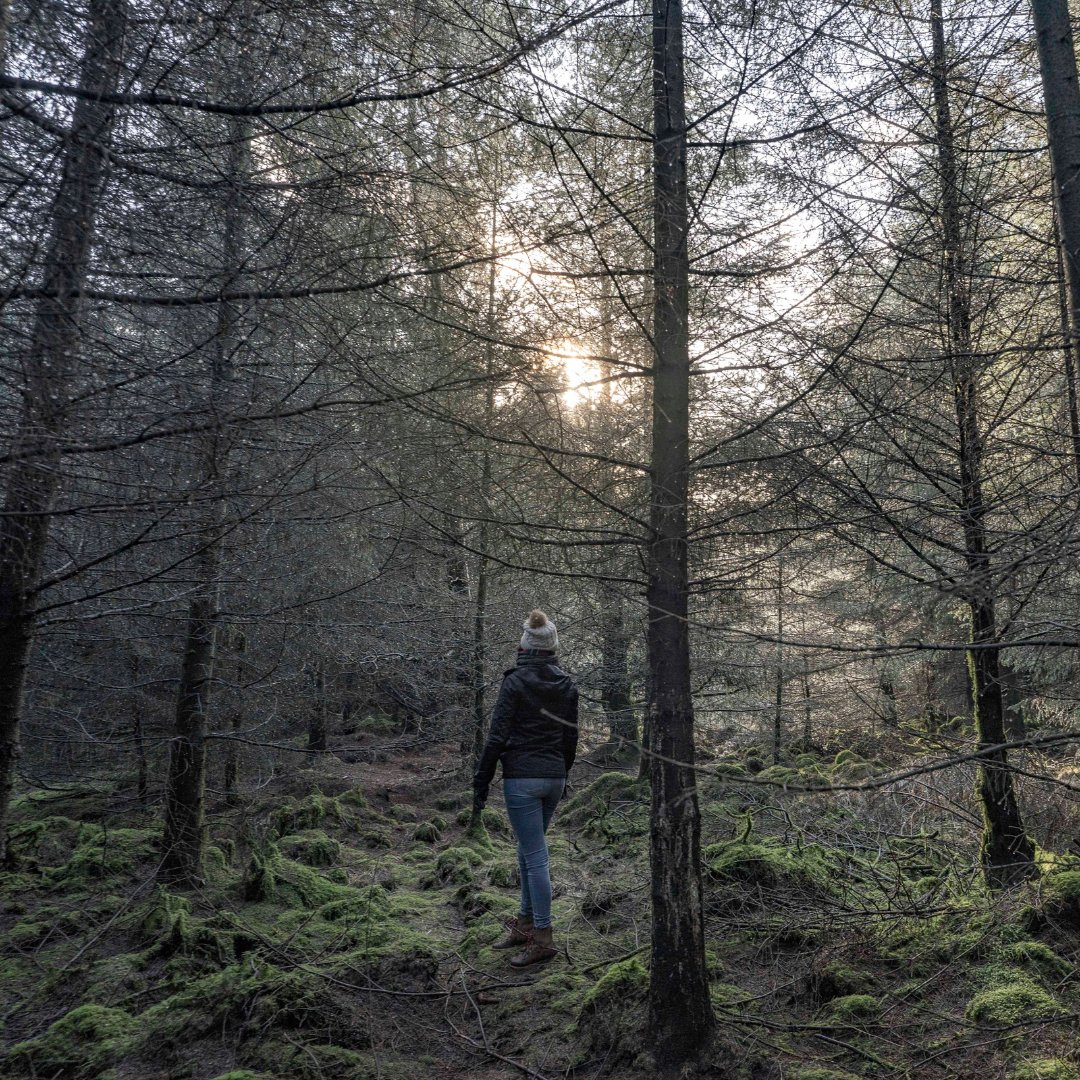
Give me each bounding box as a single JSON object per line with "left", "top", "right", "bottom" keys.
{"left": 503, "top": 776, "right": 565, "bottom": 930}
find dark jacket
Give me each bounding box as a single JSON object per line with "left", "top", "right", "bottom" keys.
{"left": 473, "top": 654, "right": 579, "bottom": 789}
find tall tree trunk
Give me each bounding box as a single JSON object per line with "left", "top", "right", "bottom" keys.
{"left": 598, "top": 277, "right": 637, "bottom": 756}
{"left": 469, "top": 197, "right": 499, "bottom": 783}
{"left": 160, "top": 111, "right": 248, "bottom": 885}
{"left": 646, "top": 0, "right": 714, "bottom": 1065}
{"left": 308, "top": 661, "right": 328, "bottom": 752}
{"left": 0, "top": 0, "right": 126, "bottom": 861}
{"left": 1032, "top": 0, "right": 1080, "bottom": 489}
{"left": 931, "top": 0, "right": 1034, "bottom": 886}
{"left": 772, "top": 559, "right": 784, "bottom": 765}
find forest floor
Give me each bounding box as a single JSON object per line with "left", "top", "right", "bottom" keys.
{"left": 3, "top": 726, "right": 1080, "bottom": 1080}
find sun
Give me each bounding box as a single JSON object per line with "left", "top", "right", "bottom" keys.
{"left": 546, "top": 339, "right": 603, "bottom": 409}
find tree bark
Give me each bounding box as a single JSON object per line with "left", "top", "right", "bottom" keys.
{"left": 0, "top": 0, "right": 126, "bottom": 861}
{"left": 308, "top": 661, "right": 328, "bottom": 752}
{"left": 931, "top": 0, "right": 1034, "bottom": 886}
{"left": 772, "top": 559, "right": 784, "bottom": 765}
{"left": 160, "top": 110, "right": 248, "bottom": 885}
{"left": 1031, "top": 0, "right": 1080, "bottom": 489}
{"left": 646, "top": 0, "right": 714, "bottom": 1065}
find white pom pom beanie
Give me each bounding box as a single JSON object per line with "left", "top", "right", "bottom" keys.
{"left": 519, "top": 609, "right": 559, "bottom": 653}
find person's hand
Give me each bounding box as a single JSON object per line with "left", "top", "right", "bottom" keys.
{"left": 472, "top": 782, "right": 489, "bottom": 815}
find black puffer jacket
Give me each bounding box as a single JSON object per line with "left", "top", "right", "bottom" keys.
{"left": 473, "top": 655, "right": 579, "bottom": 787}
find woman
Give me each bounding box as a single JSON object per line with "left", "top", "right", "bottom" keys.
{"left": 472, "top": 609, "right": 579, "bottom": 967}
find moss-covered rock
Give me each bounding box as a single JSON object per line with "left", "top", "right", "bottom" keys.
{"left": 7, "top": 1004, "right": 138, "bottom": 1079}
{"left": 755, "top": 764, "right": 801, "bottom": 785}
{"left": 559, "top": 773, "right": 647, "bottom": 831}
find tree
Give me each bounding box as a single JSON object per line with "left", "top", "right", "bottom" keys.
{"left": 0, "top": 0, "right": 127, "bottom": 858}
{"left": 645, "top": 0, "right": 715, "bottom": 1064}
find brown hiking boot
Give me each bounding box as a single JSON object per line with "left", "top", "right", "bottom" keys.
{"left": 492, "top": 915, "right": 532, "bottom": 950}
{"left": 509, "top": 925, "right": 556, "bottom": 968}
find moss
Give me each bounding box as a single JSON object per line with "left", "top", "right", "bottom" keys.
{"left": 712, "top": 760, "right": 747, "bottom": 777}
{"left": 1042, "top": 871, "right": 1080, "bottom": 927}
{"left": 754, "top": 764, "right": 801, "bottom": 785}
{"left": 273, "top": 789, "right": 351, "bottom": 836}
{"left": 560, "top": 772, "right": 647, "bottom": 828}
{"left": 808, "top": 961, "right": 872, "bottom": 1003}
{"left": 433, "top": 845, "right": 482, "bottom": 885}
{"left": 488, "top": 860, "right": 518, "bottom": 888}
{"left": 246, "top": 1041, "right": 416, "bottom": 1080}
{"left": 433, "top": 794, "right": 463, "bottom": 811}
{"left": 210, "top": 1073, "right": 273, "bottom": 1080}
{"left": 7, "top": 1004, "right": 138, "bottom": 1079}
{"left": 794, "top": 753, "right": 818, "bottom": 768}
{"left": 480, "top": 806, "right": 510, "bottom": 834}
{"left": 966, "top": 972, "right": 1065, "bottom": 1026}
{"left": 6, "top": 815, "right": 83, "bottom": 868}
{"left": 1000, "top": 941, "right": 1072, "bottom": 980}
{"left": 833, "top": 749, "right": 863, "bottom": 766}
{"left": 141, "top": 962, "right": 334, "bottom": 1042}
{"left": 581, "top": 956, "right": 648, "bottom": 1012}
{"left": 412, "top": 821, "right": 442, "bottom": 843}
{"left": 702, "top": 837, "right": 831, "bottom": 895}
{"left": 44, "top": 825, "right": 157, "bottom": 888}
{"left": 791, "top": 1071, "right": 861, "bottom": 1080}
{"left": 826, "top": 993, "right": 880, "bottom": 1022}
{"left": 1009, "top": 1061, "right": 1080, "bottom": 1080}
{"left": 359, "top": 829, "right": 393, "bottom": 849}
{"left": 278, "top": 830, "right": 344, "bottom": 867}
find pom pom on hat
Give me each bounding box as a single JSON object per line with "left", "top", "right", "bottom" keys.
{"left": 520, "top": 609, "right": 559, "bottom": 652}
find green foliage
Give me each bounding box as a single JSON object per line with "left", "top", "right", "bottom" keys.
{"left": 246, "top": 1041, "right": 417, "bottom": 1080}
{"left": 7, "top": 1004, "right": 137, "bottom": 1079}
{"left": 755, "top": 765, "right": 801, "bottom": 785}
{"left": 790, "top": 1070, "right": 861, "bottom": 1080}
{"left": 1009, "top": 1060, "right": 1080, "bottom": 1080}
{"left": 481, "top": 806, "right": 510, "bottom": 834}
{"left": 559, "top": 772, "right": 647, "bottom": 829}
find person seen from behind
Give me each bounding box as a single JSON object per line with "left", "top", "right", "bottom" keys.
{"left": 472, "top": 609, "right": 579, "bottom": 967}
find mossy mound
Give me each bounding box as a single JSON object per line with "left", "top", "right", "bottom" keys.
{"left": 432, "top": 845, "right": 482, "bottom": 886}
{"left": 278, "top": 830, "right": 344, "bottom": 867}
{"left": 273, "top": 789, "right": 357, "bottom": 837}
{"left": 141, "top": 961, "right": 337, "bottom": 1043}
{"left": 44, "top": 824, "right": 158, "bottom": 889}
{"left": 807, "top": 960, "right": 873, "bottom": 1004}
{"left": 7, "top": 1004, "right": 138, "bottom": 1079}
{"left": 702, "top": 837, "right": 832, "bottom": 901}
{"left": 825, "top": 993, "right": 880, "bottom": 1023}
{"left": 999, "top": 941, "right": 1072, "bottom": 980}
{"left": 581, "top": 956, "right": 648, "bottom": 1013}
{"left": 559, "top": 772, "right": 648, "bottom": 831}
{"left": 245, "top": 1042, "right": 417, "bottom": 1080}
{"left": 1009, "top": 1061, "right": 1080, "bottom": 1080}
{"left": 966, "top": 971, "right": 1065, "bottom": 1026}
{"left": 1042, "top": 871, "right": 1080, "bottom": 927}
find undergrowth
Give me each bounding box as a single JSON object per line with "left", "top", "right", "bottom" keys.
{"left": 2, "top": 746, "right": 1079, "bottom": 1079}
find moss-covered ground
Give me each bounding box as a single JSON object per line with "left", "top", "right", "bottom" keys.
{"left": 2, "top": 743, "right": 1079, "bottom": 1079}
